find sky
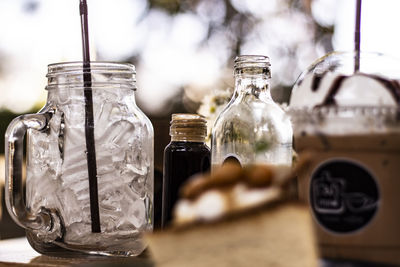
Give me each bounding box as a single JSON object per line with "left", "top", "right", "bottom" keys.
{"left": 0, "top": 0, "right": 399, "bottom": 114}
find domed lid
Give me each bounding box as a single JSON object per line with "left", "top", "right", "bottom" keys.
{"left": 289, "top": 51, "right": 400, "bottom": 110}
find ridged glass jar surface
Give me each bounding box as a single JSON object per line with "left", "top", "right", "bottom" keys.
{"left": 211, "top": 55, "right": 293, "bottom": 169}
{"left": 7, "top": 62, "right": 154, "bottom": 256}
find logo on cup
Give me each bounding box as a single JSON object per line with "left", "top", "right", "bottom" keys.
{"left": 310, "top": 159, "right": 379, "bottom": 233}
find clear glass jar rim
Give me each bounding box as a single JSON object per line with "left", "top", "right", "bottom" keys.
{"left": 47, "top": 61, "right": 135, "bottom": 77}
{"left": 45, "top": 61, "right": 136, "bottom": 90}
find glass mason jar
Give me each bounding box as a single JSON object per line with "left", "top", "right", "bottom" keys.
{"left": 5, "top": 62, "right": 154, "bottom": 256}
{"left": 211, "top": 55, "right": 293, "bottom": 169}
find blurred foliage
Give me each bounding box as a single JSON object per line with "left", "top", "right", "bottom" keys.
{"left": 138, "top": 0, "right": 334, "bottom": 111}
{"left": 146, "top": 0, "right": 333, "bottom": 58}
{"left": 0, "top": 0, "right": 336, "bottom": 151}
{"left": 148, "top": 0, "right": 182, "bottom": 13}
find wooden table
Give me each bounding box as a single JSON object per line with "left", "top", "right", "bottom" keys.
{"left": 0, "top": 237, "right": 153, "bottom": 266}
{"left": 0, "top": 237, "right": 384, "bottom": 267}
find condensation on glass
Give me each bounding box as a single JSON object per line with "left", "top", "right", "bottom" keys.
{"left": 5, "top": 62, "right": 154, "bottom": 256}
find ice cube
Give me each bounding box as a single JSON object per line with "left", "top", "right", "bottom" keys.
{"left": 26, "top": 95, "right": 152, "bottom": 248}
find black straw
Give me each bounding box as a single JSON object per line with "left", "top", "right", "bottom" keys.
{"left": 354, "top": 0, "right": 362, "bottom": 72}
{"left": 79, "top": 0, "right": 101, "bottom": 233}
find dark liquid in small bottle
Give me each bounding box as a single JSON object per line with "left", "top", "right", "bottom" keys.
{"left": 162, "top": 141, "right": 210, "bottom": 227}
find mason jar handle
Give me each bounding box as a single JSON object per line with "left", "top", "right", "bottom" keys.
{"left": 5, "top": 113, "right": 55, "bottom": 233}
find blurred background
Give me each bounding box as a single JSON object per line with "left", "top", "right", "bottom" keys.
{"left": 1, "top": 0, "right": 400, "bottom": 239}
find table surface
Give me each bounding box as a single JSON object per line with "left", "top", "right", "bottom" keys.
{"left": 0, "top": 237, "right": 390, "bottom": 267}
{"left": 0, "top": 237, "right": 153, "bottom": 267}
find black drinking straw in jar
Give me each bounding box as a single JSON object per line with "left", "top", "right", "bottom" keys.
{"left": 79, "top": 0, "right": 101, "bottom": 233}
{"left": 354, "top": 0, "right": 362, "bottom": 72}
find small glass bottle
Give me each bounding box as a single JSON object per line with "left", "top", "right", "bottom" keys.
{"left": 211, "top": 55, "right": 293, "bottom": 168}
{"left": 162, "top": 114, "right": 210, "bottom": 227}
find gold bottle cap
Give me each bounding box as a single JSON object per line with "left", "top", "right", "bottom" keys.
{"left": 170, "top": 113, "right": 207, "bottom": 142}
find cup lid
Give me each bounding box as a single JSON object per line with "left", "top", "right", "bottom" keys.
{"left": 289, "top": 51, "right": 400, "bottom": 111}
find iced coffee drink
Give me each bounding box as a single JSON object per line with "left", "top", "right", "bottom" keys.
{"left": 289, "top": 52, "right": 400, "bottom": 265}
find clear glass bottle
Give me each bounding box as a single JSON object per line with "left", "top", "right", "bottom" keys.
{"left": 5, "top": 62, "right": 153, "bottom": 256}
{"left": 211, "top": 55, "right": 292, "bottom": 169}
{"left": 162, "top": 114, "right": 210, "bottom": 227}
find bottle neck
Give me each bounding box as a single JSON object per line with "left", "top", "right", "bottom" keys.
{"left": 233, "top": 55, "right": 272, "bottom": 101}
{"left": 234, "top": 74, "right": 272, "bottom": 101}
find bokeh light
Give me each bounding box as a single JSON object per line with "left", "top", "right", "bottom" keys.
{"left": 0, "top": 0, "right": 399, "bottom": 115}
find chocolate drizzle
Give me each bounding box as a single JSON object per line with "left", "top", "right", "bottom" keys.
{"left": 312, "top": 73, "right": 400, "bottom": 108}
{"left": 319, "top": 75, "right": 347, "bottom": 107}
{"left": 311, "top": 72, "right": 327, "bottom": 92}
{"left": 367, "top": 74, "right": 400, "bottom": 104}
